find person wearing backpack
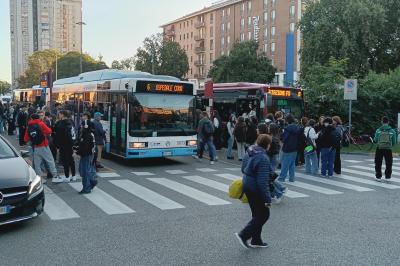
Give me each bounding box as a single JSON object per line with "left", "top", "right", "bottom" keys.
{"left": 24, "top": 113, "right": 63, "bottom": 183}
{"left": 92, "top": 112, "right": 107, "bottom": 169}
{"left": 234, "top": 116, "right": 247, "bottom": 161}
{"left": 235, "top": 134, "right": 272, "bottom": 249}
{"left": 246, "top": 116, "right": 258, "bottom": 148}
{"left": 332, "top": 116, "right": 344, "bottom": 174}
{"left": 76, "top": 112, "right": 97, "bottom": 194}
{"left": 373, "top": 116, "right": 397, "bottom": 181}
{"left": 196, "top": 111, "right": 217, "bottom": 165}
{"left": 54, "top": 110, "right": 77, "bottom": 182}
{"left": 304, "top": 119, "right": 318, "bottom": 175}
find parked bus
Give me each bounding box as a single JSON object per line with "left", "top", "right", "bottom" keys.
{"left": 13, "top": 86, "right": 47, "bottom": 106}
{"left": 52, "top": 70, "right": 197, "bottom": 159}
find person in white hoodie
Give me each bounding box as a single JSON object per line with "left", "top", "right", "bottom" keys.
{"left": 226, "top": 114, "right": 236, "bottom": 160}
{"left": 304, "top": 119, "right": 319, "bottom": 175}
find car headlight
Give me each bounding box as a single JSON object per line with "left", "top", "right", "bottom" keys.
{"left": 187, "top": 140, "right": 197, "bottom": 146}
{"left": 129, "top": 142, "right": 147, "bottom": 149}
{"left": 29, "top": 175, "right": 43, "bottom": 196}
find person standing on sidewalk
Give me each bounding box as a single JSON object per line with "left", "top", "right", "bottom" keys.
{"left": 318, "top": 117, "right": 340, "bottom": 177}
{"left": 196, "top": 111, "right": 217, "bottom": 165}
{"left": 278, "top": 114, "right": 301, "bottom": 183}
{"left": 373, "top": 116, "right": 397, "bottom": 181}
{"left": 226, "top": 114, "right": 236, "bottom": 160}
{"left": 235, "top": 134, "right": 272, "bottom": 249}
{"left": 76, "top": 112, "right": 97, "bottom": 194}
{"left": 234, "top": 116, "right": 247, "bottom": 161}
{"left": 24, "top": 113, "right": 63, "bottom": 183}
{"left": 332, "top": 116, "right": 344, "bottom": 174}
{"left": 92, "top": 112, "right": 106, "bottom": 168}
{"left": 304, "top": 119, "right": 319, "bottom": 175}
{"left": 54, "top": 110, "right": 77, "bottom": 182}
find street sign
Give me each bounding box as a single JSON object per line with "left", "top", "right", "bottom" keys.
{"left": 344, "top": 79, "right": 357, "bottom": 100}
{"left": 40, "top": 73, "right": 48, "bottom": 88}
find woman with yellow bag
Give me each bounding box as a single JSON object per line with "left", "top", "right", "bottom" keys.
{"left": 235, "top": 134, "right": 272, "bottom": 249}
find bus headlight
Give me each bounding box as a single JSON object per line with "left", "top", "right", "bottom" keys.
{"left": 187, "top": 140, "right": 197, "bottom": 147}
{"left": 129, "top": 142, "right": 147, "bottom": 149}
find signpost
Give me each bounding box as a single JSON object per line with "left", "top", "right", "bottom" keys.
{"left": 344, "top": 79, "right": 358, "bottom": 135}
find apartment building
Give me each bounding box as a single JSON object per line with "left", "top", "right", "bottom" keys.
{"left": 10, "top": 0, "right": 82, "bottom": 89}
{"left": 161, "top": 0, "right": 306, "bottom": 86}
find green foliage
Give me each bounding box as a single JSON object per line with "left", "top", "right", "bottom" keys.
{"left": 300, "top": 0, "right": 399, "bottom": 78}
{"left": 111, "top": 57, "right": 135, "bottom": 70}
{"left": 0, "top": 80, "right": 11, "bottom": 95}
{"left": 134, "top": 33, "right": 189, "bottom": 79}
{"left": 56, "top": 51, "right": 108, "bottom": 79}
{"left": 208, "top": 41, "right": 276, "bottom": 84}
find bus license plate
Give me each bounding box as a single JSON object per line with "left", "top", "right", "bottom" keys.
{"left": 163, "top": 151, "right": 172, "bottom": 156}
{"left": 0, "top": 206, "right": 11, "bottom": 215}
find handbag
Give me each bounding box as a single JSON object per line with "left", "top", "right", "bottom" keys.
{"left": 304, "top": 128, "right": 316, "bottom": 155}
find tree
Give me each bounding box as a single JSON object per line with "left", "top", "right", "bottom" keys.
{"left": 0, "top": 80, "right": 11, "bottom": 95}
{"left": 300, "top": 0, "right": 399, "bottom": 78}
{"left": 56, "top": 51, "right": 108, "bottom": 79}
{"left": 111, "top": 57, "right": 135, "bottom": 71}
{"left": 134, "top": 33, "right": 189, "bottom": 79}
{"left": 208, "top": 41, "right": 276, "bottom": 84}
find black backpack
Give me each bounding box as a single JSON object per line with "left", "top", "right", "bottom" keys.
{"left": 28, "top": 123, "right": 45, "bottom": 146}
{"left": 202, "top": 121, "right": 215, "bottom": 138}
{"left": 77, "top": 129, "right": 95, "bottom": 156}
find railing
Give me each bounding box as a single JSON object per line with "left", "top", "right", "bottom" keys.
{"left": 195, "top": 46, "right": 206, "bottom": 53}
{"left": 194, "top": 21, "right": 205, "bottom": 28}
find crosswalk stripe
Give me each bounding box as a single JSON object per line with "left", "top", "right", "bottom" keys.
{"left": 43, "top": 185, "right": 80, "bottom": 220}
{"left": 182, "top": 176, "right": 229, "bottom": 192}
{"left": 131, "top": 172, "right": 155, "bottom": 176}
{"left": 224, "top": 168, "right": 241, "bottom": 171}
{"left": 110, "top": 180, "right": 184, "bottom": 210}
{"left": 368, "top": 163, "right": 400, "bottom": 171}
{"left": 342, "top": 167, "right": 400, "bottom": 183}
{"left": 165, "top": 170, "right": 188, "bottom": 175}
{"left": 68, "top": 183, "right": 135, "bottom": 215}
{"left": 285, "top": 190, "right": 309, "bottom": 198}
{"left": 148, "top": 178, "right": 231, "bottom": 206}
{"left": 196, "top": 168, "right": 217, "bottom": 173}
{"left": 296, "top": 172, "right": 373, "bottom": 192}
{"left": 336, "top": 174, "right": 400, "bottom": 189}
{"left": 286, "top": 181, "right": 343, "bottom": 195}
{"left": 214, "top": 173, "right": 240, "bottom": 181}
{"left": 96, "top": 172, "right": 121, "bottom": 178}
{"left": 344, "top": 160, "right": 363, "bottom": 163}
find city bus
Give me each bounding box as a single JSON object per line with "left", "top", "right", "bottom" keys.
{"left": 13, "top": 86, "right": 47, "bottom": 106}
{"left": 52, "top": 70, "right": 197, "bottom": 159}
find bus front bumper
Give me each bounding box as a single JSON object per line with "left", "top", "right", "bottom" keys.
{"left": 126, "top": 147, "right": 197, "bottom": 159}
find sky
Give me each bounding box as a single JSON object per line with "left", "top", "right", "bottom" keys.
{"left": 0, "top": 0, "right": 215, "bottom": 83}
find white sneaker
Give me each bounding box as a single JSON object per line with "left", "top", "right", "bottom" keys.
{"left": 71, "top": 176, "right": 77, "bottom": 182}
{"left": 64, "top": 177, "right": 71, "bottom": 183}
{"left": 275, "top": 195, "right": 284, "bottom": 204}
{"left": 52, "top": 176, "right": 64, "bottom": 183}
{"left": 375, "top": 177, "right": 382, "bottom": 182}
{"left": 210, "top": 161, "right": 215, "bottom": 165}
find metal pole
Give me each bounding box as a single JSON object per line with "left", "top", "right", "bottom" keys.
{"left": 151, "top": 53, "right": 155, "bottom": 74}
{"left": 349, "top": 100, "right": 352, "bottom": 136}
{"left": 80, "top": 22, "right": 83, "bottom": 74}
{"left": 55, "top": 55, "right": 58, "bottom": 80}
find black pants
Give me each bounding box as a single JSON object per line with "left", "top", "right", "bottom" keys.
{"left": 239, "top": 190, "right": 270, "bottom": 243}
{"left": 18, "top": 126, "right": 26, "bottom": 146}
{"left": 60, "top": 147, "right": 75, "bottom": 178}
{"left": 334, "top": 147, "right": 341, "bottom": 174}
{"left": 375, "top": 148, "right": 393, "bottom": 179}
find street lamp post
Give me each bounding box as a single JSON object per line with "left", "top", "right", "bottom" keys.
{"left": 76, "top": 21, "right": 86, "bottom": 74}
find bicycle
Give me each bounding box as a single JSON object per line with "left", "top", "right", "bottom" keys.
{"left": 343, "top": 125, "right": 375, "bottom": 151}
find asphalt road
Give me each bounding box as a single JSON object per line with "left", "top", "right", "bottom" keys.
{"left": 1, "top": 137, "right": 400, "bottom": 266}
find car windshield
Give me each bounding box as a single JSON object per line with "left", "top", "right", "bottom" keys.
{"left": 129, "top": 93, "right": 196, "bottom": 137}
{"left": 0, "top": 138, "right": 17, "bottom": 159}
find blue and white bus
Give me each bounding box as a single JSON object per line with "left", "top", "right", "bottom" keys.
{"left": 52, "top": 70, "right": 197, "bottom": 159}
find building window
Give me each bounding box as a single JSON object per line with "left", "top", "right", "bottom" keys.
{"left": 290, "top": 5, "right": 296, "bottom": 18}
{"left": 264, "top": 28, "right": 268, "bottom": 40}
{"left": 227, "top": 50, "right": 230, "bottom": 56}
{"left": 227, "top": 36, "right": 231, "bottom": 44}
{"left": 210, "top": 27, "right": 214, "bottom": 37}
{"left": 187, "top": 33, "right": 189, "bottom": 38}
{"left": 191, "top": 56, "right": 193, "bottom": 62}
{"left": 248, "top": 31, "right": 252, "bottom": 40}
{"left": 241, "top": 3, "right": 245, "bottom": 13}
{"left": 248, "top": 1, "right": 252, "bottom": 13}
{"left": 210, "top": 53, "right": 214, "bottom": 62}
{"left": 191, "top": 44, "right": 193, "bottom": 50}
{"left": 183, "top": 34, "right": 185, "bottom": 40}
{"left": 227, "top": 7, "right": 231, "bottom": 16}
{"left": 264, "top": 0, "right": 268, "bottom": 9}
{"left": 191, "top": 20, "right": 193, "bottom": 25}
{"left": 271, "top": 10, "right": 276, "bottom": 22}
{"left": 248, "top": 17, "right": 252, "bottom": 28}
{"left": 191, "top": 32, "right": 193, "bottom": 38}
{"left": 210, "top": 39, "right": 214, "bottom": 50}
{"left": 271, "top": 42, "right": 275, "bottom": 53}
{"left": 271, "top": 26, "right": 276, "bottom": 37}
{"left": 222, "top": 9, "right": 225, "bottom": 17}
{"left": 221, "top": 37, "right": 225, "bottom": 47}
{"left": 187, "top": 21, "right": 189, "bottom": 27}
{"left": 240, "top": 33, "right": 245, "bottom": 42}
{"left": 272, "top": 0, "right": 276, "bottom": 6}
{"left": 263, "top": 12, "right": 268, "bottom": 24}
{"left": 180, "top": 35, "right": 181, "bottom": 41}
{"left": 227, "top": 22, "right": 231, "bottom": 31}
{"left": 221, "top": 23, "right": 225, "bottom": 32}
{"left": 290, "top": 23, "right": 295, "bottom": 33}
{"left": 241, "top": 18, "right": 245, "bottom": 30}
{"left": 180, "top": 23, "right": 182, "bottom": 29}
{"left": 263, "top": 43, "right": 268, "bottom": 53}
{"left": 210, "top": 14, "right": 214, "bottom": 23}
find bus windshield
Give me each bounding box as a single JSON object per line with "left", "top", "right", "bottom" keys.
{"left": 129, "top": 93, "right": 196, "bottom": 137}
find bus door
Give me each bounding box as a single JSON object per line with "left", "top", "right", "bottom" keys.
{"left": 236, "top": 98, "right": 259, "bottom": 117}
{"left": 109, "top": 93, "right": 127, "bottom": 156}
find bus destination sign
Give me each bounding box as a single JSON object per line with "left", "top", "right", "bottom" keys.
{"left": 267, "top": 88, "right": 303, "bottom": 98}
{"left": 136, "top": 81, "right": 193, "bottom": 95}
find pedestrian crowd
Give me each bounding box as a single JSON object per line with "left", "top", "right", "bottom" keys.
{"left": 0, "top": 101, "right": 106, "bottom": 194}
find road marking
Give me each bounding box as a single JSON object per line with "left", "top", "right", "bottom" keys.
{"left": 148, "top": 178, "right": 231, "bottom": 206}
{"left": 182, "top": 175, "right": 229, "bottom": 192}
{"left": 131, "top": 172, "right": 155, "bottom": 176}
{"left": 96, "top": 172, "right": 121, "bottom": 178}
{"left": 287, "top": 181, "right": 343, "bottom": 195}
{"left": 344, "top": 160, "right": 363, "bottom": 163}
{"left": 368, "top": 163, "right": 400, "bottom": 171}
{"left": 68, "top": 183, "right": 134, "bottom": 215}
{"left": 43, "top": 185, "right": 80, "bottom": 220}
{"left": 336, "top": 174, "right": 400, "bottom": 189}
{"left": 342, "top": 168, "right": 400, "bottom": 183}
{"left": 214, "top": 173, "right": 240, "bottom": 181}
{"left": 296, "top": 172, "right": 373, "bottom": 192}
{"left": 196, "top": 168, "right": 217, "bottom": 173}
{"left": 284, "top": 190, "right": 309, "bottom": 198}
{"left": 165, "top": 170, "right": 188, "bottom": 175}
{"left": 110, "top": 180, "right": 184, "bottom": 210}
{"left": 366, "top": 159, "right": 375, "bottom": 162}
{"left": 224, "top": 168, "right": 241, "bottom": 171}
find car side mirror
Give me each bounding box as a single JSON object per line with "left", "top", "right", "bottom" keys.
{"left": 20, "top": 150, "right": 30, "bottom": 158}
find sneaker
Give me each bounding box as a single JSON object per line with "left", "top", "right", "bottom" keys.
{"left": 227, "top": 157, "right": 234, "bottom": 160}
{"left": 215, "top": 156, "right": 219, "bottom": 162}
{"left": 64, "top": 177, "right": 71, "bottom": 183}
{"left": 249, "top": 242, "right": 269, "bottom": 248}
{"left": 282, "top": 187, "right": 288, "bottom": 194}
{"left": 96, "top": 164, "right": 104, "bottom": 169}
{"left": 210, "top": 161, "right": 215, "bottom": 165}
{"left": 71, "top": 176, "right": 78, "bottom": 182}
{"left": 234, "top": 233, "right": 249, "bottom": 249}
{"left": 375, "top": 177, "right": 382, "bottom": 182}
{"left": 52, "top": 176, "right": 64, "bottom": 183}
{"left": 79, "top": 190, "right": 91, "bottom": 194}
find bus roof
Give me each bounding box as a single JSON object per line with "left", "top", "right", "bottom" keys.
{"left": 197, "top": 82, "right": 295, "bottom": 91}
{"left": 53, "top": 69, "right": 181, "bottom": 85}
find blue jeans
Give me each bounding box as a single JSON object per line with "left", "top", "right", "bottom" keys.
{"left": 305, "top": 151, "right": 318, "bottom": 175}
{"left": 198, "top": 137, "right": 216, "bottom": 161}
{"left": 278, "top": 152, "right": 297, "bottom": 182}
{"left": 269, "top": 154, "right": 279, "bottom": 172}
{"left": 0, "top": 118, "right": 3, "bottom": 133}
{"left": 271, "top": 181, "right": 285, "bottom": 198}
{"left": 227, "top": 136, "right": 234, "bottom": 158}
{"left": 320, "top": 148, "right": 336, "bottom": 176}
{"left": 79, "top": 154, "right": 97, "bottom": 192}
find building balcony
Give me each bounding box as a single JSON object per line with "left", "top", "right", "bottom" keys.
{"left": 164, "top": 29, "right": 175, "bottom": 37}
{"left": 194, "top": 60, "right": 205, "bottom": 66}
{"left": 194, "top": 21, "right": 205, "bottom": 28}
{"left": 194, "top": 35, "right": 205, "bottom": 41}
{"left": 195, "top": 46, "right": 206, "bottom": 53}
{"left": 194, "top": 73, "right": 206, "bottom": 79}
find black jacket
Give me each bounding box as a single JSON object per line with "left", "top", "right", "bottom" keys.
{"left": 77, "top": 120, "right": 95, "bottom": 156}
{"left": 319, "top": 125, "right": 340, "bottom": 149}
{"left": 54, "top": 119, "right": 75, "bottom": 148}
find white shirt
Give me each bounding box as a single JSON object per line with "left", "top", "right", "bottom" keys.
{"left": 304, "top": 126, "right": 318, "bottom": 146}
{"left": 213, "top": 117, "right": 220, "bottom": 129}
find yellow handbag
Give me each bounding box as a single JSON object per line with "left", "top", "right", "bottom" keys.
{"left": 228, "top": 179, "right": 248, "bottom": 203}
